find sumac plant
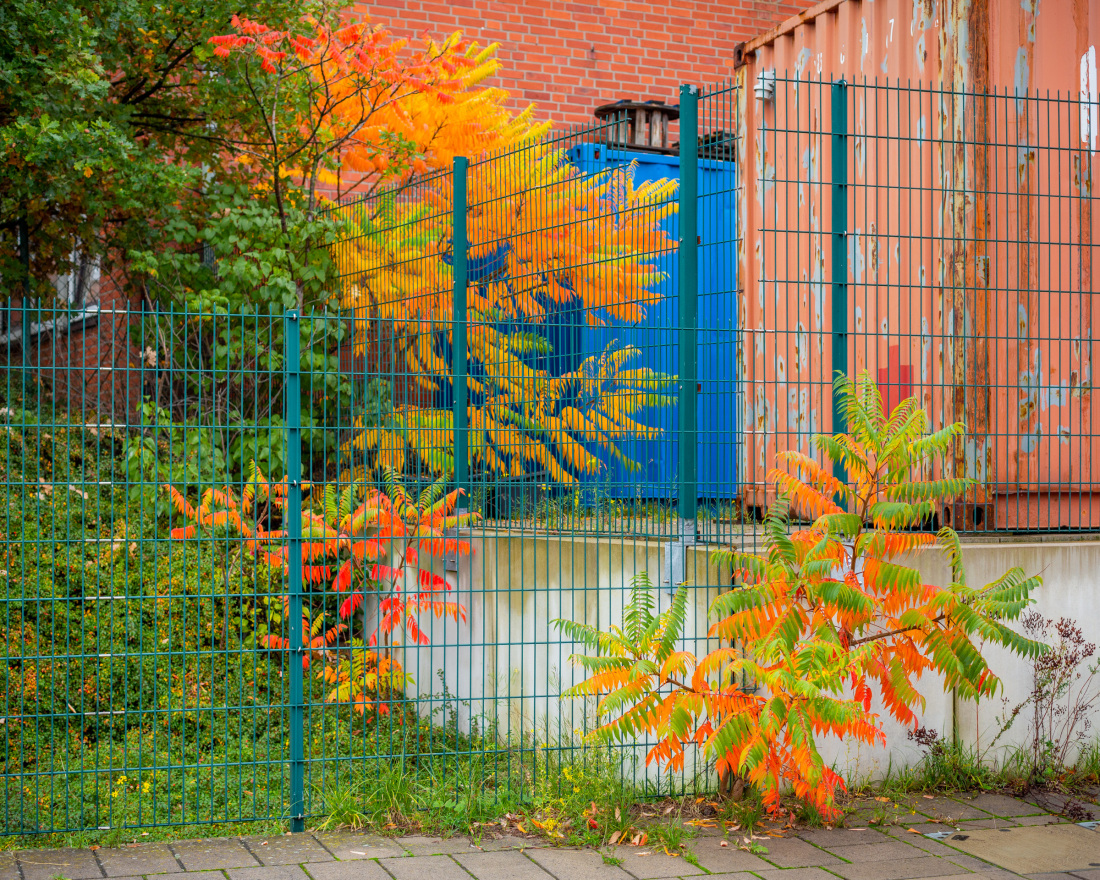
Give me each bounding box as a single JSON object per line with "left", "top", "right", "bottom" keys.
{"left": 164, "top": 463, "right": 473, "bottom": 716}
{"left": 556, "top": 374, "right": 1046, "bottom": 818}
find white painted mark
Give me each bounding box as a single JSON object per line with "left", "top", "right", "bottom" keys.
{"left": 1082, "top": 46, "right": 1098, "bottom": 152}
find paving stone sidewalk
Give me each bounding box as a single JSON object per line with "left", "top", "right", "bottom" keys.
{"left": 5, "top": 792, "right": 1100, "bottom": 880}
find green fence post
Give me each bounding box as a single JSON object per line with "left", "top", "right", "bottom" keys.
{"left": 18, "top": 218, "right": 30, "bottom": 400}
{"left": 452, "top": 157, "right": 469, "bottom": 496}
{"left": 831, "top": 80, "right": 849, "bottom": 486}
{"left": 284, "top": 310, "right": 305, "bottom": 833}
{"left": 677, "top": 84, "right": 699, "bottom": 528}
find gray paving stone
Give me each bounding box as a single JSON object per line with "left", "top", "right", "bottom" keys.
{"left": 0, "top": 852, "right": 18, "bottom": 880}
{"left": 962, "top": 795, "right": 1047, "bottom": 818}
{"left": 243, "top": 834, "right": 333, "bottom": 866}
{"left": 685, "top": 874, "right": 759, "bottom": 880}
{"left": 1015, "top": 816, "right": 1064, "bottom": 827}
{"left": 395, "top": 836, "right": 479, "bottom": 857}
{"left": 898, "top": 836, "right": 982, "bottom": 859}
{"left": 226, "top": 867, "right": 311, "bottom": 880}
{"left": 18, "top": 847, "right": 103, "bottom": 880}
{"left": 1024, "top": 794, "right": 1097, "bottom": 819}
{"left": 827, "top": 841, "right": 931, "bottom": 862}
{"left": 466, "top": 836, "right": 531, "bottom": 852}
{"left": 1069, "top": 870, "right": 1100, "bottom": 880}
{"left": 751, "top": 871, "right": 851, "bottom": 880}
{"left": 169, "top": 873, "right": 234, "bottom": 880}
{"left": 800, "top": 828, "right": 892, "bottom": 847}
{"left": 846, "top": 798, "right": 925, "bottom": 821}
{"left": 453, "top": 850, "right": 553, "bottom": 880}
{"left": 524, "top": 847, "right": 634, "bottom": 880}
{"left": 832, "top": 857, "right": 977, "bottom": 880}
{"left": 945, "top": 852, "right": 999, "bottom": 870}
{"left": 380, "top": 854, "right": 471, "bottom": 880}
{"left": 598, "top": 845, "right": 704, "bottom": 878}
{"left": 882, "top": 827, "right": 966, "bottom": 852}
{"left": 1026, "top": 875, "right": 1082, "bottom": 880}
{"left": 678, "top": 836, "right": 770, "bottom": 873}
{"left": 172, "top": 838, "right": 259, "bottom": 871}
{"left": 313, "top": 832, "right": 405, "bottom": 861}
{"left": 905, "top": 796, "right": 993, "bottom": 823}
{"left": 944, "top": 823, "right": 1100, "bottom": 874}
{"left": 302, "top": 860, "right": 391, "bottom": 880}
{"left": 957, "top": 819, "right": 1019, "bottom": 829}
{"left": 896, "top": 875, "right": 979, "bottom": 880}
{"left": 98, "top": 844, "right": 183, "bottom": 876}
{"left": 751, "top": 836, "right": 842, "bottom": 868}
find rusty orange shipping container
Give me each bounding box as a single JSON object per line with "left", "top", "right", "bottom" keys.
{"left": 729, "top": 0, "right": 1100, "bottom": 529}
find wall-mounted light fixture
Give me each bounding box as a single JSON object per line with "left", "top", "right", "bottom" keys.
{"left": 754, "top": 69, "right": 776, "bottom": 102}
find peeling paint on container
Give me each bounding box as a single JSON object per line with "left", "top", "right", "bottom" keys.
{"left": 732, "top": 0, "right": 1100, "bottom": 529}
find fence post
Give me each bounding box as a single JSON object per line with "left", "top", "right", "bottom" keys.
{"left": 660, "top": 83, "right": 699, "bottom": 594}
{"left": 830, "top": 80, "right": 849, "bottom": 484}
{"left": 284, "top": 310, "right": 305, "bottom": 833}
{"left": 18, "top": 218, "right": 30, "bottom": 400}
{"left": 452, "top": 157, "right": 469, "bottom": 497}
{"left": 677, "top": 84, "right": 699, "bottom": 529}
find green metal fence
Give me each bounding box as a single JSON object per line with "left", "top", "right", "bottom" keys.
{"left": 1, "top": 74, "right": 1097, "bottom": 837}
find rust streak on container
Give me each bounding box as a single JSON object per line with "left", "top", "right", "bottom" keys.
{"left": 1075, "top": 0, "right": 1093, "bottom": 415}
{"left": 735, "top": 0, "right": 1099, "bottom": 527}
{"left": 940, "top": 0, "right": 993, "bottom": 510}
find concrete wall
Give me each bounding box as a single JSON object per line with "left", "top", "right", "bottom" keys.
{"left": 393, "top": 532, "right": 1100, "bottom": 787}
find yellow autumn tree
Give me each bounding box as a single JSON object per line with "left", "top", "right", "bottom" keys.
{"left": 214, "top": 6, "right": 679, "bottom": 482}
{"left": 323, "top": 25, "right": 679, "bottom": 483}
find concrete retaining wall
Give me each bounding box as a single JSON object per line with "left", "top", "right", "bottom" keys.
{"left": 391, "top": 531, "right": 1100, "bottom": 786}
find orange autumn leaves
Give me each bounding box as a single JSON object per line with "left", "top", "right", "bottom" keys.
{"left": 163, "top": 463, "right": 473, "bottom": 716}
{"left": 209, "top": 9, "right": 513, "bottom": 195}
{"left": 209, "top": 8, "right": 680, "bottom": 485}
{"left": 558, "top": 374, "right": 1046, "bottom": 819}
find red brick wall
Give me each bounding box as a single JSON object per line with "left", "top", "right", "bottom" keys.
{"left": 2, "top": 266, "right": 144, "bottom": 422}
{"left": 353, "top": 0, "right": 811, "bottom": 127}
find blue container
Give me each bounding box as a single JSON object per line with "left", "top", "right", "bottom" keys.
{"left": 565, "top": 142, "right": 738, "bottom": 502}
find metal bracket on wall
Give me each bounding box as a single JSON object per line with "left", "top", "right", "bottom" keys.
{"left": 661, "top": 518, "right": 698, "bottom": 595}
{"left": 444, "top": 508, "right": 466, "bottom": 572}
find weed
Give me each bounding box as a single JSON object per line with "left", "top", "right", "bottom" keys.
{"left": 600, "top": 853, "right": 624, "bottom": 866}
{"left": 797, "top": 801, "right": 825, "bottom": 828}
{"left": 905, "top": 727, "right": 998, "bottom": 791}
{"left": 647, "top": 819, "right": 693, "bottom": 853}
{"left": 314, "top": 781, "right": 369, "bottom": 831}
{"left": 723, "top": 789, "right": 764, "bottom": 831}
{"left": 1075, "top": 740, "right": 1100, "bottom": 782}
{"left": 1062, "top": 799, "right": 1094, "bottom": 822}
{"left": 994, "top": 613, "right": 1100, "bottom": 787}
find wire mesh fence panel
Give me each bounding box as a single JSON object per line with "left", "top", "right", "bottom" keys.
{"left": 0, "top": 306, "right": 299, "bottom": 835}
{"left": 2, "top": 71, "right": 1099, "bottom": 839}
{"left": 738, "top": 74, "right": 1099, "bottom": 530}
